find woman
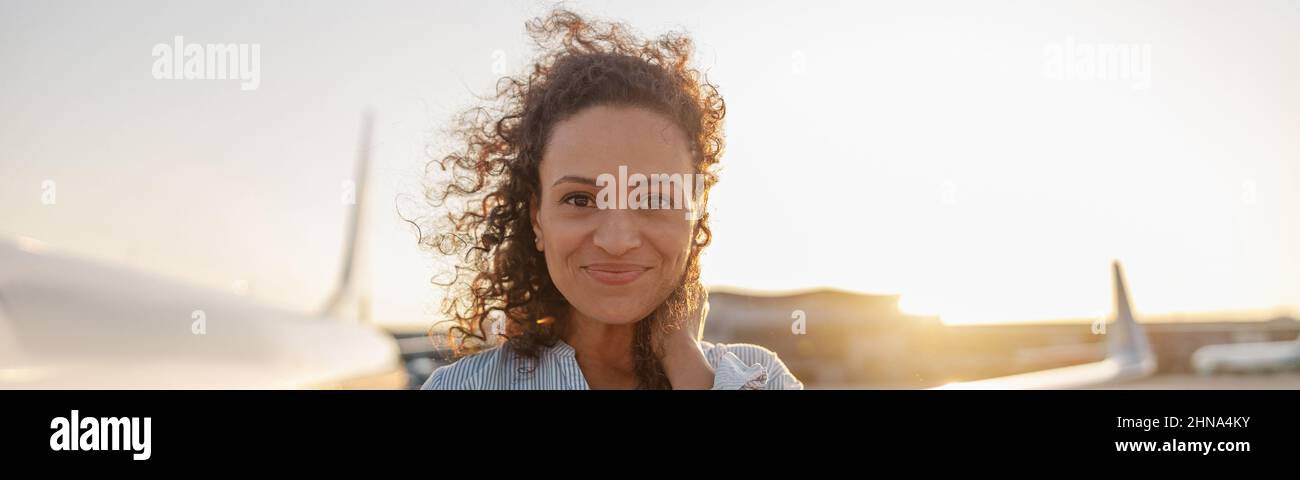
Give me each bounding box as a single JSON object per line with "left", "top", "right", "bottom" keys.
{"left": 419, "top": 9, "right": 801, "bottom": 390}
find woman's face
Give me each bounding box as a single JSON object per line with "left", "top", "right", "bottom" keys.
{"left": 531, "top": 105, "right": 698, "bottom": 325}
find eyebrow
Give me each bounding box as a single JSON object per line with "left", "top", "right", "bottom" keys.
{"left": 552, "top": 175, "right": 600, "bottom": 187}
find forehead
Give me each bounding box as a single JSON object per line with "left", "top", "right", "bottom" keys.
{"left": 540, "top": 105, "right": 694, "bottom": 182}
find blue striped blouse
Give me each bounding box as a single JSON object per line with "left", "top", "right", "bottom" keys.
{"left": 421, "top": 339, "right": 803, "bottom": 390}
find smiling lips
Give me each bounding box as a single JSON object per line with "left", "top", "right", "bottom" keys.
{"left": 582, "top": 263, "right": 651, "bottom": 286}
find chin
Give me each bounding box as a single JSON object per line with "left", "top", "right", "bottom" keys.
{"left": 571, "top": 296, "right": 659, "bottom": 325}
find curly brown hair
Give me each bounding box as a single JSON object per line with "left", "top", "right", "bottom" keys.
{"left": 418, "top": 8, "right": 725, "bottom": 389}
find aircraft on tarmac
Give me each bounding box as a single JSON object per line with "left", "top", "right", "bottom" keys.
{"left": 1190, "top": 336, "right": 1300, "bottom": 375}
{"left": 935, "top": 261, "right": 1157, "bottom": 389}
{"left": 0, "top": 111, "right": 406, "bottom": 389}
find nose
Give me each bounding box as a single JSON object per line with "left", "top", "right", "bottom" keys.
{"left": 591, "top": 210, "right": 643, "bottom": 257}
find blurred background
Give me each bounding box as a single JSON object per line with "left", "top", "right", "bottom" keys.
{"left": 1, "top": 0, "right": 1297, "bottom": 388}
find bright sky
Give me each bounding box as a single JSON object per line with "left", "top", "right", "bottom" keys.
{"left": 1, "top": 0, "right": 1297, "bottom": 328}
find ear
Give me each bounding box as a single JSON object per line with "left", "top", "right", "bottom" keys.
{"left": 530, "top": 194, "right": 544, "bottom": 251}
{"left": 690, "top": 198, "right": 709, "bottom": 250}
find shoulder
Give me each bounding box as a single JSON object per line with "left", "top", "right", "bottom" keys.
{"left": 420, "top": 344, "right": 513, "bottom": 390}
{"left": 699, "top": 341, "right": 805, "bottom": 390}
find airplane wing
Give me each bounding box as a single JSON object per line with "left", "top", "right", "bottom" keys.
{"left": 0, "top": 110, "right": 405, "bottom": 389}
{"left": 934, "top": 261, "right": 1157, "bottom": 389}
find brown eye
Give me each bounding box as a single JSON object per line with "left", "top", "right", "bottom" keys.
{"left": 562, "top": 193, "right": 596, "bottom": 208}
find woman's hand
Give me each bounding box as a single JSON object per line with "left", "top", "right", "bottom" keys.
{"left": 656, "top": 295, "right": 715, "bottom": 389}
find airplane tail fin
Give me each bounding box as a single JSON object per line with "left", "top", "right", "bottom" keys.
{"left": 321, "top": 109, "right": 375, "bottom": 323}
{"left": 933, "top": 261, "right": 1157, "bottom": 389}
{"left": 1105, "top": 261, "right": 1155, "bottom": 372}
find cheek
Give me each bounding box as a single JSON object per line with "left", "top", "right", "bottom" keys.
{"left": 648, "top": 221, "right": 695, "bottom": 276}
{"left": 536, "top": 211, "right": 588, "bottom": 277}
{"left": 537, "top": 206, "right": 572, "bottom": 250}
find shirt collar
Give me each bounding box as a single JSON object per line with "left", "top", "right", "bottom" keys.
{"left": 549, "top": 338, "right": 577, "bottom": 358}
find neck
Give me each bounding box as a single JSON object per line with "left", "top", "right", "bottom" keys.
{"left": 562, "top": 308, "right": 636, "bottom": 373}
